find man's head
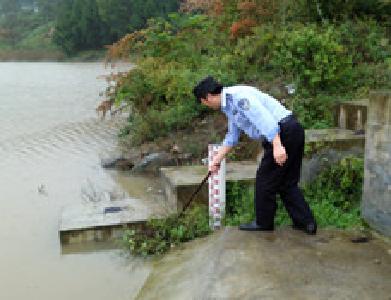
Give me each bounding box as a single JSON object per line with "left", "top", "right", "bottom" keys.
{"left": 193, "top": 76, "right": 223, "bottom": 110}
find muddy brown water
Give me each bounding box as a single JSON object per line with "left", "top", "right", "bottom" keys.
{"left": 0, "top": 62, "right": 161, "bottom": 300}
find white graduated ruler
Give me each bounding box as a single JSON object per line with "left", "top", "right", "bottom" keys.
{"left": 208, "top": 144, "right": 226, "bottom": 230}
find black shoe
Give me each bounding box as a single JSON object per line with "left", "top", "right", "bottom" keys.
{"left": 239, "top": 221, "right": 274, "bottom": 231}
{"left": 292, "top": 222, "right": 317, "bottom": 235}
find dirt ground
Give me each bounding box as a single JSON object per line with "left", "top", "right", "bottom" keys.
{"left": 136, "top": 227, "right": 391, "bottom": 300}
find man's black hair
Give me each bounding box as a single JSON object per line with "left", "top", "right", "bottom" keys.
{"left": 193, "top": 76, "right": 223, "bottom": 103}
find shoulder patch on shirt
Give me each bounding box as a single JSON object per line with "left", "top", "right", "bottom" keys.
{"left": 238, "top": 98, "right": 250, "bottom": 111}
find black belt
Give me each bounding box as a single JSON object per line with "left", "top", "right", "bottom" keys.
{"left": 278, "top": 114, "right": 295, "bottom": 126}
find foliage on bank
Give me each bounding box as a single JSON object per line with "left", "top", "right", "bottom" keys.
{"left": 107, "top": 0, "right": 391, "bottom": 146}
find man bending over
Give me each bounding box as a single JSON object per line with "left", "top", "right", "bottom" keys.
{"left": 193, "top": 76, "right": 317, "bottom": 234}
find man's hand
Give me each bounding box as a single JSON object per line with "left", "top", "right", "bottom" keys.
{"left": 273, "top": 144, "right": 287, "bottom": 166}
{"left": 272, "top": 133, "right": 287, "bottom": 166}
{"left": 209, "top": 158, "right": 220, "bottom": 174}
{"left": 208, "top": 145, "right": 232, "bottom": 174}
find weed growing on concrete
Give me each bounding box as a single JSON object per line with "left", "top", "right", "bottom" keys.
{"left": 123, "top": 204, "right": 211, "bottom": 257}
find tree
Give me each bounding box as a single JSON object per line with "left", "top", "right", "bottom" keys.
{"left": 96, "top": 0, "right": 133, "bottom": 44}
{"left": 77, "top": 0, "right": 102, "bottom": 49}
{"left": 0, "top": 0, "right": 22, "bottom": 46}
{"left": 0, "top": 0, "right": 21, "bottom": 14}
{"left": 53, "top": 0, "right": 76, "bottom": 54}
{"left": 306, "top": 0, "right": 391, "bottom": 22}
{"left": 53, "top": 0, "right": 180, "bottom": 54}
{"left": 54, "top": 0, "right": 102, "bottom": 53}
{"left": 37, "top": 0, "right": 61, "bottom": 22}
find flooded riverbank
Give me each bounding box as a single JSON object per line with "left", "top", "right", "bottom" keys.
{"left": 0, "top": 62, "right": 157, "bottom": 299}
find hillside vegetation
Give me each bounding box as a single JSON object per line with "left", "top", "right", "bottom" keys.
{"left": 106, "top": 0, "right": 391, "bottom": 147}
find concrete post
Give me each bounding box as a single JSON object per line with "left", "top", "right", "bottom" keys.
{"left": 362, "top": 91, "right": 391, "bottom": 236}
{"left": 339, "top": 104, "right": 347, "bottom": 129}
{"left": 356, "top": 108, "right": 363, "bottom": 131}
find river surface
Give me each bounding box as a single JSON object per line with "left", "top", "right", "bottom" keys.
{"left": 0, "top": 62, "right": 155, "bottom": 300}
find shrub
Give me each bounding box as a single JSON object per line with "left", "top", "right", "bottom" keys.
{"left": 224, "top": 156, "right": 364, "bottom": 229}
{"left": 271, "top": 24, "right": 352, "bottom": 93}
{"left": 339, "top": 19, "right": 390, "bottom": 65}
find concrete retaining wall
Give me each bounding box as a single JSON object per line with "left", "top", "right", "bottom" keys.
{"left": 362, "top": 91, "right": 391, "bottom": 236}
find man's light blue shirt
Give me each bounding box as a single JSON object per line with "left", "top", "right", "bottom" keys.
{"left": 221, "top": 85, "right": 292, "bottom": 146}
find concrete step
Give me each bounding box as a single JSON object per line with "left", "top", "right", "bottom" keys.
{"left": 160, "top": 161, "right": 258, "bottom": 212}
{"left": 59, "top": 198, "right": 171, "bottom": 245}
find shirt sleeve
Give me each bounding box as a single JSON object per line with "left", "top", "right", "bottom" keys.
{"left": 241, "top": 95, "right": 280, "bottom": 142}
{"left": 222, "top": 117, "right": 240, "bottom": 147}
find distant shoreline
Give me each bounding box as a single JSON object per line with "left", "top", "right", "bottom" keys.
{"left": 0, "top": 49, "right": 107, "bottom": 62}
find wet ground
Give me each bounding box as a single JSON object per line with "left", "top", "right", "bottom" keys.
{"left": 137, "top": 227, "right": 391, "bottom": 300}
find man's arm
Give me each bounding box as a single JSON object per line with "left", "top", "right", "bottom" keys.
{"left": 209, "top": 117, "right": 240, "bottom": 173}
{"left": 272, "top": 133, "right": 287, "bottom": 166}
{"left": 237, "top": 93, "right": 287, "bottom": 166}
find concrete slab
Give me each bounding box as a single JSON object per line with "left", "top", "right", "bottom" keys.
{"left": 59, "top": 198, "right": 170, "bottom": 244}
{"left": 305, "top": 128, "right": 365, "bottom": 143}
{"left": 136, "top": 227, "right": 391, "bottom": 300}
{"left": 160, "top": 161, "right": 258, "bottom": 187}
{"left": 160, "top": 162, "right": 258, "bottom": 211}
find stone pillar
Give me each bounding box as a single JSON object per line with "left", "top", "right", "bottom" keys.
{"left": 362, "top": 91, "right": 391, "bottom": 236}
{"left": 339, "top": 104, "right": 347, "bottom": 129}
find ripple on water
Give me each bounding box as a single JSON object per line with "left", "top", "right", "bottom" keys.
{"left": 0, "top": 117, "right": 126, "bottom": 167}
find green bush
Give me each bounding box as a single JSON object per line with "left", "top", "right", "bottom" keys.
{"left": 114, "top": 13, "right": 240, "bottom": 145}
{"left": 123, "top": 204, "right": 211, "bottom": 257}
{"left": 224, "top": 156, "right": 364, "bottom": 229}
{"left": 271, "top": 24, "right": 352, "bottom": 93}
{"left": 306, "top": 156, "right": 364, "bottom": 212}
{"left": 290, "top": 94, "right": 335, "bottom": 129}
{"left": 339, "top": 19, "right": 390, "bottom": 65}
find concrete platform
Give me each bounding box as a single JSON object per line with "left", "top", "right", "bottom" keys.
{"left": 136, "top": 227, "right": 391, "bottom": 300}
{"left": 305, "top": 128, "right": 365, "bottom": 143}
{"left": 160, "top": 161, "right": 258, "bottom": 211}
{"left": 59, "top": 198, "right": 170, "bottom": 244}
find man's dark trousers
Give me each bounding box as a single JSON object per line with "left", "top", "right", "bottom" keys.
{"left": 255, "top": 115, "right": 315, "bottom": 229}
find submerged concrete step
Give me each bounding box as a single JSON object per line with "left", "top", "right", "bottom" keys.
{"left": 59, "top": 198, "right": 170, "bottom": 244}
